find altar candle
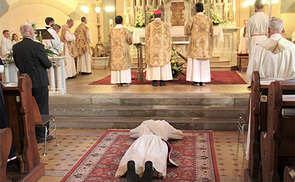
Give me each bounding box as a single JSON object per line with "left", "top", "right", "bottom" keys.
{"left": 147, "top": 0, "right": 149, "bottom": 6}
{"left": 160, "top": 0, "right": 162, "bottom": 5}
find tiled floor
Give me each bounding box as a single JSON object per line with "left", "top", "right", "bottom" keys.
{"left": 36, "top": 129, "right": 248, "bottom": 182}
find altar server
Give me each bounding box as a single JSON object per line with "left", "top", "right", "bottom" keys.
{"left": 238, "top": 20, "right": 248, "bottom": 54}
{"left": 61, "top": 19, "right": 77, "bottom": 79}
{"left": 115, "top": 119, "right": 183, "bottom": 181}
{"left": 184, "top": 3, "right": 213, "bottom": 86}
{"left": 109, "top": 15, "right": 133, "bottom": 86}
{"left": 1, "top": 30, "right": 13, "bottom": 56}
{"left": 75, "top": 17, "right": 92, "bottom": 74}
{"left": 246, "top": 17, "right": 295, "bottom": 82}
{"left": 245, "top": 0, "right": 268, "bottom": 58}
{"left": 145, "top": 10, "right": 172, "bottom": 86}
{"left": 43, "top": 17, "right": 57, "bottom": 52}
{"left": 51, "top": 24, "right": 64, "bottom": 55}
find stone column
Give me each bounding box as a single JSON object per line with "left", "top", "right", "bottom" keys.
{"left": 48, "top": 66, "right": 56, "bottom": 92}
{"left": 49, "top": 56, "right": 67, "bottom": 94}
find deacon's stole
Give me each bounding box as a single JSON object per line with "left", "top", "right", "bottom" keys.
{"left": 145, "top": 19, "right": 171, "bottom": 67}
{"left": 184, "top": 14, "right": 213, "bottom": 59}
{"left": 61, "top": 24, "right": 77, "bottom": 58}
{"left": 75, "top": 23, "right": 90, "bottom": 56}
{"left": 109, "top": 27, "right": 133, "bottom": 71}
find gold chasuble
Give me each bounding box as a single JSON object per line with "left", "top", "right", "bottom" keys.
{"left": 145, "top": 19, "right": 171, "bottom": 67}
{"left": 61, "top": 24, "right": 77, "bottom": 58}
{"left": 184, "top": 14, "right": 213, "bottom": 59}
{"left": 75, "top": 23, "right": 89, "bottom": 56}
{"left": 109, "top": 27, "right": 133, "bottom": 71}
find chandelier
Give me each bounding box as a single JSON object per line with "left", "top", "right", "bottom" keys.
{"left": 81, "top": 0, "right": 115, "bottom": 13}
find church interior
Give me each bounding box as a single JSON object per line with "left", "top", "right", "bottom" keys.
{"left": 0, "top": 0, "right": 295, "bottom": 181}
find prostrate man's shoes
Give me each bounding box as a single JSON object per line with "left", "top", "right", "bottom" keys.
{"left": 141, "top": 161, "right": 153, "bottom": 182}
{"left": 152, "top": 80, "right": 158, "bottom": 86}
{"left": 127, "top": 160, "right": 138, "bottom": 182}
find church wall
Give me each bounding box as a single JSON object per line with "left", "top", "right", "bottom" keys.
{"left": 0, "top": 3, "right": 99, "bottom": 48}
{"left": 0, "top": 4, "right": 69, "bottom": 41}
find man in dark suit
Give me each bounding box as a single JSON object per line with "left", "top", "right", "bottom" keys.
{"left": 13, "top": 23, "right": 52, "bottom": 143}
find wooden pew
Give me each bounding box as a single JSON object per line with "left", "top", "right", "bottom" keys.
{"left": 0, "top": 128, "right": 13, "bottom": 182}
{"left": 244, "top": 71, "right": 295, "bottom": 181}
{"left": 2, "top": 74, "right": 44, "bottom": 181}
{"left": 260, "top": 81, "right": 295, "bottom": 181}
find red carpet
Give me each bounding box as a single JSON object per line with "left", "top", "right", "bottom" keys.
{"left": 90, "top": 71, "right": 247, "bottom": 85}
{"left": 61, "top": 130, "right": 220, "bottom": 182}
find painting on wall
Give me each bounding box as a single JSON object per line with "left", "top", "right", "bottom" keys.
{"left": 281, "top": 0, "right": 295, "bottom": 14}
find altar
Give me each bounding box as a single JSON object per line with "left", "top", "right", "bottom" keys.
{"left": 123, "top": 0, "right": 238, "bottom": 68}
{"left": 1, "top": 56, "right": 67, "bottom": 94}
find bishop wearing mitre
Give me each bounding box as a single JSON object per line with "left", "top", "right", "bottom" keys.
{"left": 109, "top": 15, "right": 133, "bottom": 86}
{"left": 145, "top": 10, "right": 172, "bottom": 86}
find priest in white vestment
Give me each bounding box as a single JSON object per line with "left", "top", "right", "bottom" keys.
{"left": 238, "top": 20, "right": 248, "bottom": 54}
{"left": 109, "top": 15, "right": 133, "bottom": 86}
{"left": 246, "top": 17, "right": 295, "bottom": 160}
{"left": 145, "top": 10, "right": 172, "bottom": 86}
{"left": 115, "top": 119, "right": 183, "bottom": 181}
{"left": 75, "top": 17, "right": 92, "bottom": 74}
{"left": 1, "top": 30, "right": 13, "bottom": 56}
{"left": 184, "top": 3, "right": 213, "bottom": 86}
{"left": 61, "top": 19, "right": 77, "bottom": 79}
{"left": 245, "top": 0, "right": 268, "bottom": 59}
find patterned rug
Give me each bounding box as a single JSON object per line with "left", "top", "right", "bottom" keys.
{"left": 89, "top": 71, "right": 247, "bottom": 85}
{"left": 61, "top": 130, "right": 220, "bottom": 182}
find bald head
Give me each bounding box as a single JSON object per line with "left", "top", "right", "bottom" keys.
{"left": 20, "top": 23, "right": 35, "bottom": 39}
{"left": 268, "top": 17, "right": 284, "bottom": 36}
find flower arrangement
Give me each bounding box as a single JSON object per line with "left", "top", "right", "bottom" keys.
{"left": 171, "top": 45, "right": 186, "bottom": 79}
{"left": 147, "top": 8, "right": 157, "bottom": 23}
{"left": 212, "top": 11, "right": 221, "bottom": 25}
{"left": 210, "top": 4, "right": 223, "bottom": 26}
{"left": 135, "top": 7, "right": 146, "bottom": 28}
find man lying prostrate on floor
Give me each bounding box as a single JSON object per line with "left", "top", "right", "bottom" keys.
{"left": 115, "top": 119, "right": 184, "bottom": 182}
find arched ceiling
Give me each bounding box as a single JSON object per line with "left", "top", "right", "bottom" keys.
{"left": 0, "top": 0, "right": 80, "bottom": 17}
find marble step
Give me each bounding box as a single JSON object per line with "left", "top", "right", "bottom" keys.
{"left": 210, "top": 66, "right": 232, "bottom": 71}
{"left": 210, "top": 59, "right": 231, "bottom": 66}
{"left": 54, "top": 116, "right": 242, "bottom": 131}
{"left": 49, "top": 105, "right": 246, "bottom": 118}
{"left": 49, "top": 93, "right": 248, "bottom": 107}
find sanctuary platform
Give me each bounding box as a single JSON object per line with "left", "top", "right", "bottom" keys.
{"left": 49, "top": 70, "right": 250, "bottom": 131}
